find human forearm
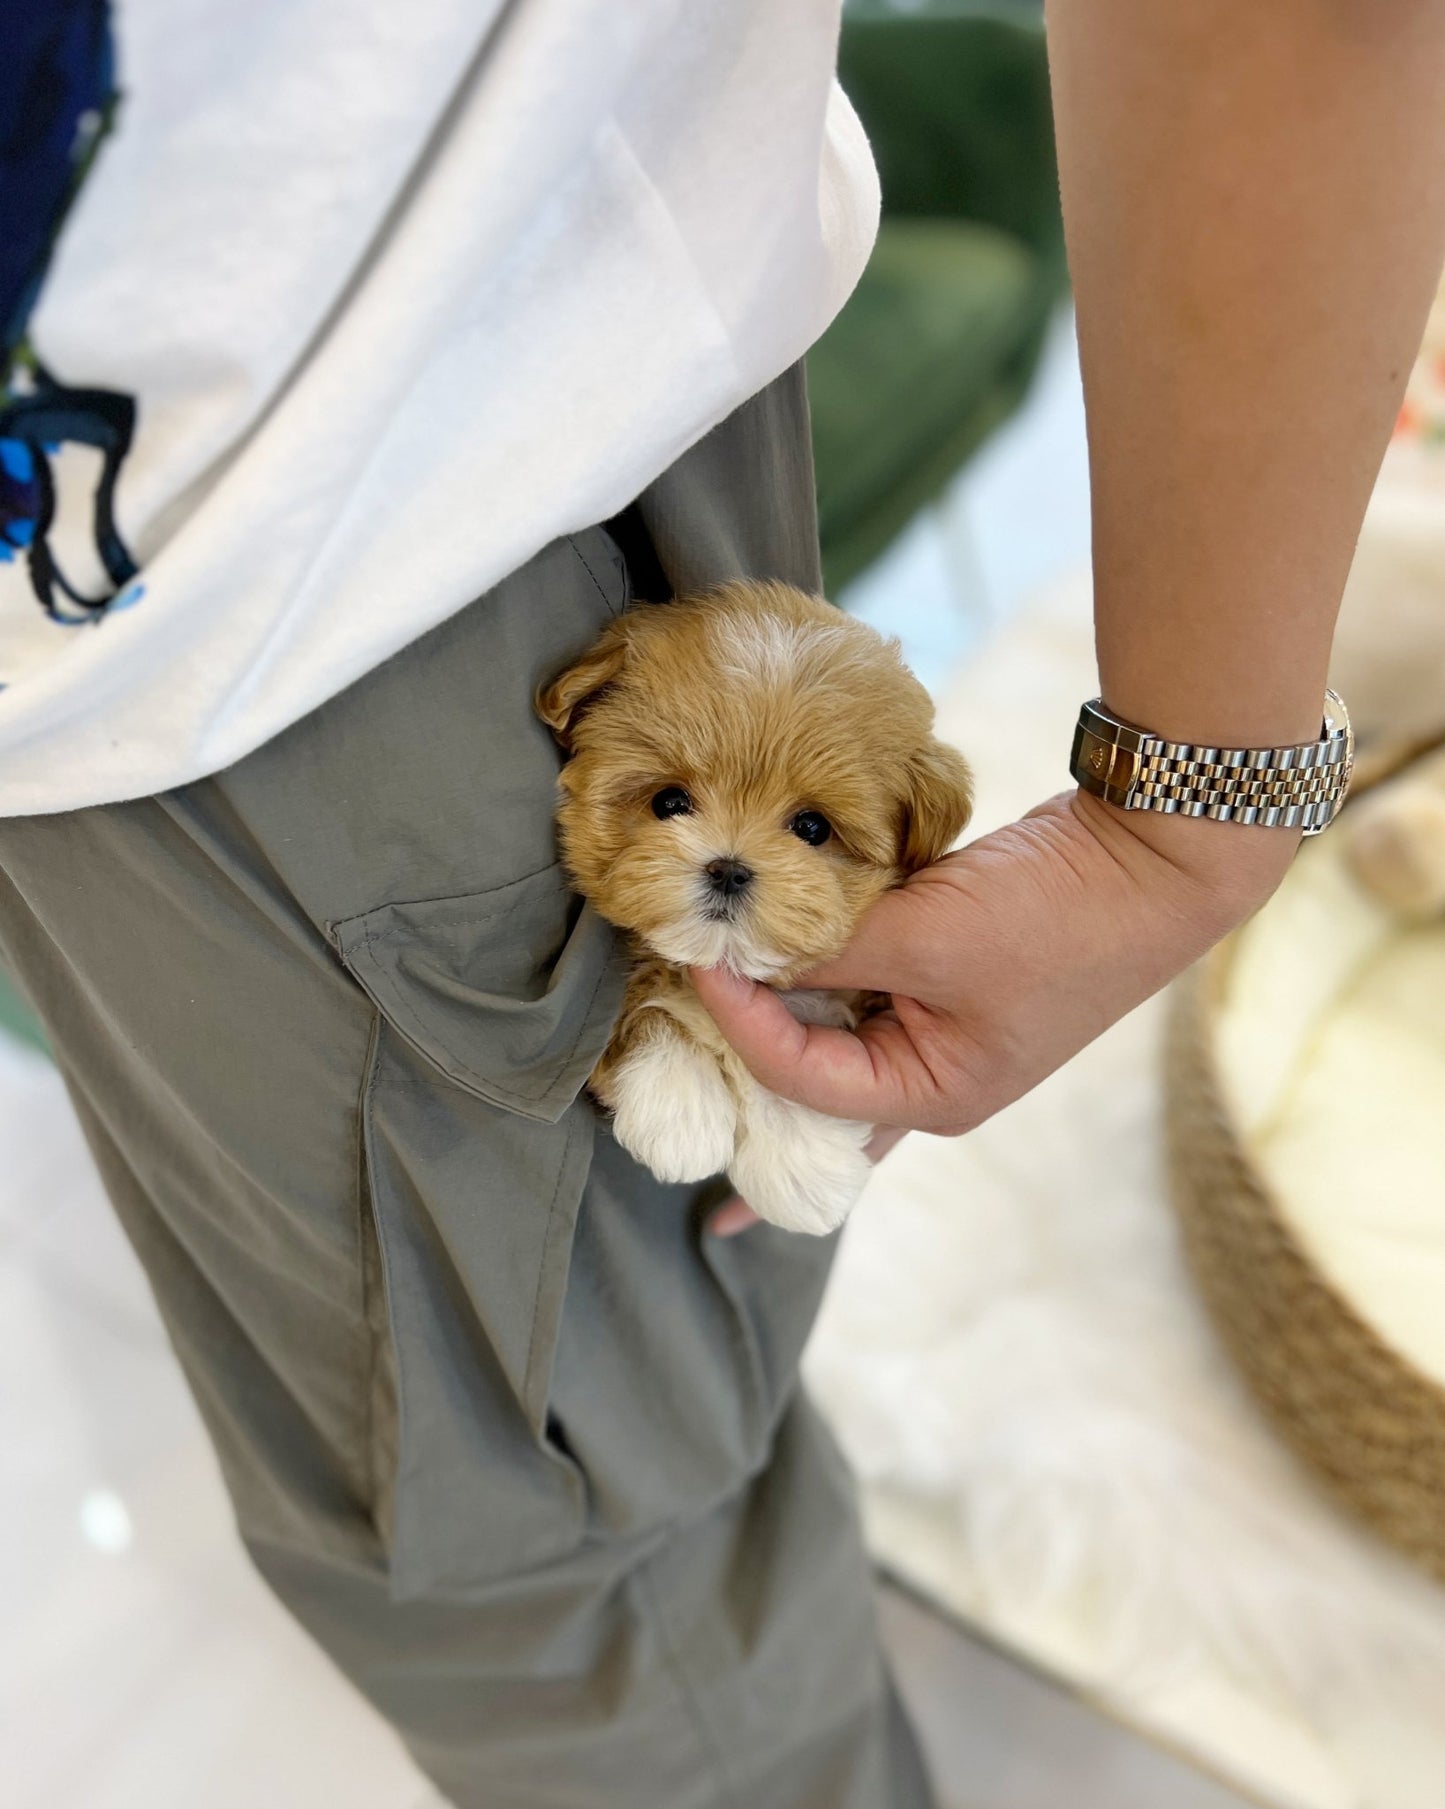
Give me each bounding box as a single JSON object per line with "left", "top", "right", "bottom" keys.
{"left": 1048, "top": 0, "right": 1445, "bottom": 752}
{"left": 693, "top": 4, "right": 1445, "bottom": 1149}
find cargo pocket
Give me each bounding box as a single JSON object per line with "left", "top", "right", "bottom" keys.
{"left": 335, "top": 864, "right": 622, "bottom": 1124}
{"left": 332, "top": 864, "right": 628, "bottom": 1600}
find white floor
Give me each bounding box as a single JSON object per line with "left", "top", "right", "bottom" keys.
{"left": 880, "top": 1589, "right": 1255, "bottom": 1809}
{"left": 0, "top": 314, "right": 1251, "bottom": 1806}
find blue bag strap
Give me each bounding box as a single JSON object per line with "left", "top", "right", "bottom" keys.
{"left": 0, "top": 1, "right": 138, "bottom": 622}
{"left": 0, "top": 0, "right": 119, "bottom": 364}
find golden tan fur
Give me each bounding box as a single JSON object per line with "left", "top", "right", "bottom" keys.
{"left": 536, "top": 579, "right": 973, "bottom": 1232}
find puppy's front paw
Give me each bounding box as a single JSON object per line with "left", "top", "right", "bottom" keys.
{"left": 729, "top": 1091, "right": 872, "bottom": 1236}
{"left": 607, "top": 1033, "right": 737, "bottom": 1184}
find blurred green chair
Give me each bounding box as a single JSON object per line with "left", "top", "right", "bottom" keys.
{"left": 0, "top": 966, "right": 45, "bottom": 1054}
{"left": 811, "top": 0, "right": 1066, "bottom": 592}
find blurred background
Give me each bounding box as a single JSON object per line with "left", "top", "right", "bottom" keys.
{"left": 8, "top": 2, "right": 1445, "bottom": 1806}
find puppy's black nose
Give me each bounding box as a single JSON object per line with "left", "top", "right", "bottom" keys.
{"left": 705, "top": 856, "right": 754, "bottom": 899}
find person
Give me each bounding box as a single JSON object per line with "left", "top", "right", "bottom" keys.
{"left": 1, "top": 1, "right": 1442, "bottom": 1805}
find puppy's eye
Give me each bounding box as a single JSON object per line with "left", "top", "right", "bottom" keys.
{"left": 789, "top": 809, "right": 832, "bottom": 847}
{"left": 651, "top": 786, "right": 694, "bottom": 820}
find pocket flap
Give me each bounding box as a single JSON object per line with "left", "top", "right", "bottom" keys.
{"left": 334, "top": 865, "right": 625, "bottom": 1123}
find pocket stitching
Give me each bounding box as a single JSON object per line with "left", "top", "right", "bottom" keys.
{"left": 565, "top": 531, "right": 625, "bottom": 617}
{"left": 352, "top": 1008, "right": 384, "bottom": 1503}
{"left": 521, "top": 1101, "right": 586, "bottom": 1427}
{"left": 358, "top": 1021, "right": 423, "bottom": 1522}
{"left": 330, "top": 858, "right": 561, "bottom": 931}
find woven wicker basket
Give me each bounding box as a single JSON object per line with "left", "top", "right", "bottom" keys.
{"left": 1165, "top": 747, "right": 1445, "bottom": 1582}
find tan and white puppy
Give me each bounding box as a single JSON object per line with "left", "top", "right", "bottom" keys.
{"left": 538, "top": 579, "right": 972, "bottom": 1234}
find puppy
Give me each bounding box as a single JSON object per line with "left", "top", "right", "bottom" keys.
{"left": 537, "top": 579, "right": 972, "bottom": 1234}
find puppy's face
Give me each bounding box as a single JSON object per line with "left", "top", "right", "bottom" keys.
{"left": 538, "top": 582, "right": 972, "bottom": 983}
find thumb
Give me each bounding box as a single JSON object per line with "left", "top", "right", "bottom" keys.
{"left": 688, "top": 965, "right": 809, "bottom": 1071}
{"left": 688, "top": 965, "right": 915, "bottom": 1121}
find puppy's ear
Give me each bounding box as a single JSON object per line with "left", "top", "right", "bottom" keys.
{"left": 536, "top": 631, "right": 628, "bottom": 749}
{"left": 898, "top": 739, "right": 973, "bottom": 871}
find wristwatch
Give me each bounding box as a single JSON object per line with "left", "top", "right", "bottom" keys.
{"left": 1070, "top": 690, "right": 1354, "bottom": 835}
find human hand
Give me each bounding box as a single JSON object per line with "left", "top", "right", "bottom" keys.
{"left": 694, "top": 789, "right": 1297, "bottom": 1179}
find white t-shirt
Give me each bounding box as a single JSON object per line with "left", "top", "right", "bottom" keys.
{"left": 0, "top": 1, "right": 878, "bottom": 816}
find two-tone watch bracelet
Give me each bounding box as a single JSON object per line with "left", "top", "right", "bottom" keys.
{"left": 1070, "top": 690, "right": 1354, "bottom": 836}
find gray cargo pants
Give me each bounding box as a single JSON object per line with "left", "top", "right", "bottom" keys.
{"left": 0, "top": 368, "right": 935, "bottom": 1809}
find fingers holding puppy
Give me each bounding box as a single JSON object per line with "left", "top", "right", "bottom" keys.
{"left": 695, "top": 788, "right": 1287, "bottom": 1144}
{"left": 689, "top": 962, "right": 964, "bottom": 1130}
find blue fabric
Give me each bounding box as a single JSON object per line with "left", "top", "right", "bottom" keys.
{"left": 0, "top": 0, "right": 117, "bottom": 362}
{"left": 0, "top": 1, "right": 137, "bottom": 622}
